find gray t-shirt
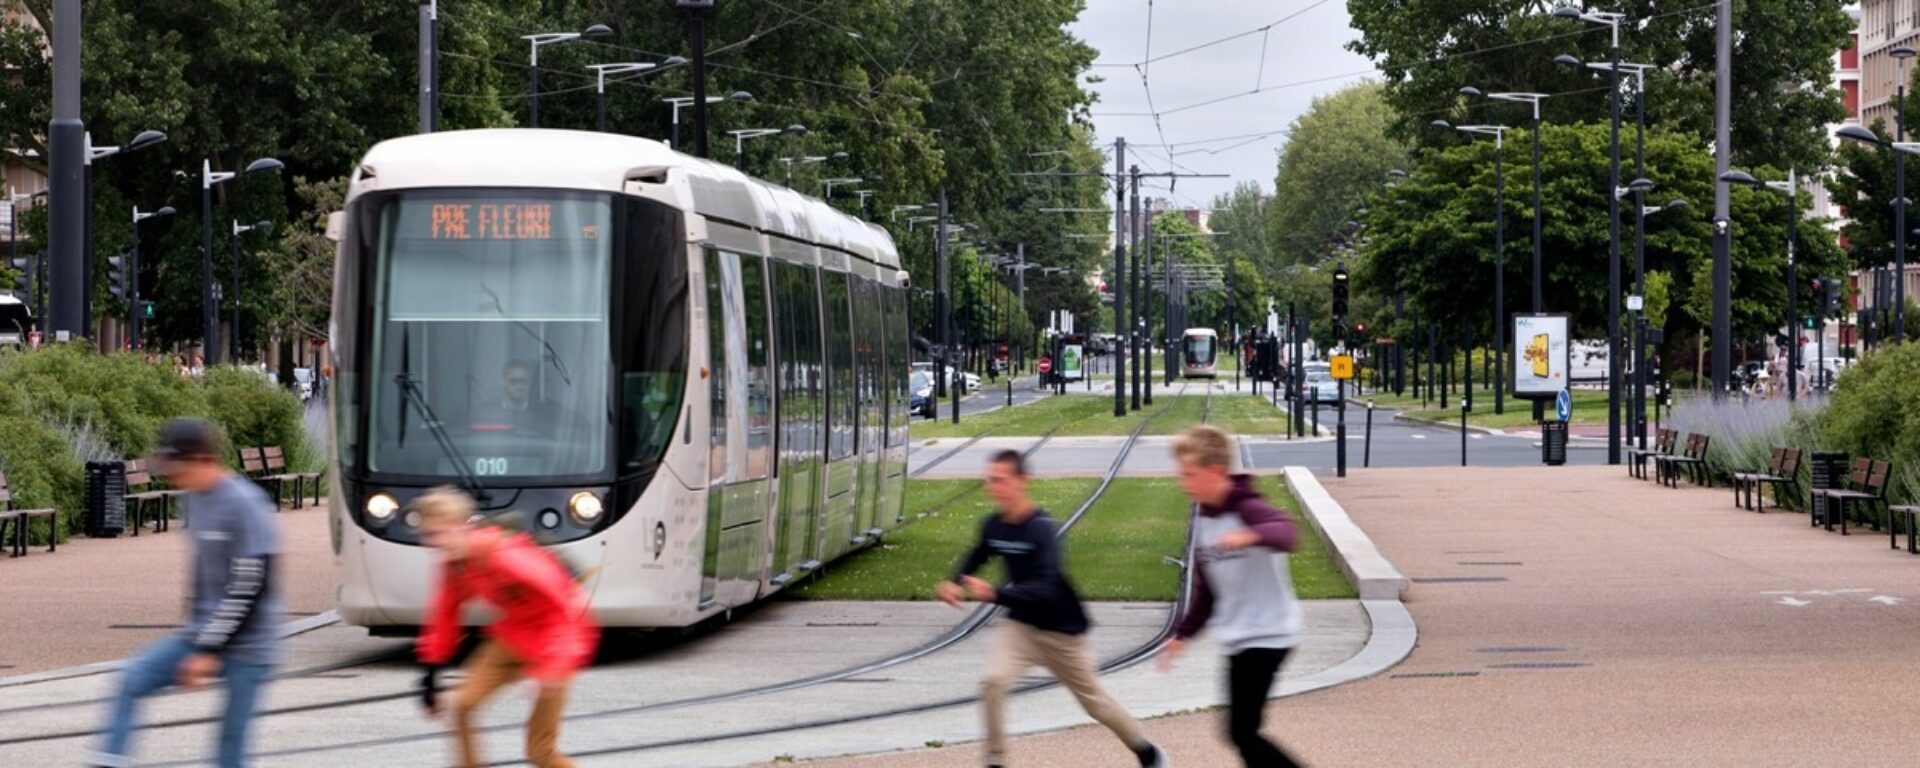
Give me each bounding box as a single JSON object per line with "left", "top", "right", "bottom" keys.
{"left": 181, "top": 474, "right": 284, "bottom": 666}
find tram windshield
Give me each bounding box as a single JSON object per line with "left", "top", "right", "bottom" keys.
{"left": 1186, "top": 334, "right": 1215, "bottom": 364}
{"left": 366, "top": 190, "right": 615, "bottom": 481}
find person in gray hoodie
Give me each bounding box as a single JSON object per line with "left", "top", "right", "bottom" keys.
{"left": 1161, "top": 425, "right": 1303, "bottom": 767}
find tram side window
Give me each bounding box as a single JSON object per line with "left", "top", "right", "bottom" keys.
{"left": 773, "top": 261, "right": 821, "bottom": 459}
{"left": 859, "top": 276, "right": 884, "bottom": 435}
{"left": 886, "top": 285, "right": 909, "bottom": 448}
{"left": 705, "top": 249, "right": 730, "bottom": 482}
{"left": 825, "top": 271, "right": 855, "bottom": 460}
{"left": 617, "top": 197, "right": 689, "bottom": 475}
{"left": 740, "top": 254, "right": 773, "bottom": 480}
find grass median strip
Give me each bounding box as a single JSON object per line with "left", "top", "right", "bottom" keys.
{"left": 790, "top": 474, "right": 1354, "bottom": 601}
{"left": 909, "top": 393, "right": 1291, "bottom": 441}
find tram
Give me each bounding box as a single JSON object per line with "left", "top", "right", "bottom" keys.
{"left": 324, "top": 129, "right": 910, "bottom": 632}
{"left": 1181, "top": 327, "right": 1218, "bottom": 379}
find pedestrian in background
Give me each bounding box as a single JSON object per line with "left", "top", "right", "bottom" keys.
{"left": 1161, "top": 425, "right": 1304, "bottom": 768}
{"left": 91, "top": 419, "right": 283, "bottom": 768}
{"left": 939, "top": 449, "right": 1167, "bottom": 768}
{"left": 414, "top": 488, "right": 598, "bottom": 768}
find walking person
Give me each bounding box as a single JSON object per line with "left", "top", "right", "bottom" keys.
{"left": 938, "top": 450, "right": 1168, "bottom": 768}
{"left": 413, "top": 488, "right": 599, "bottom": 768}
{"left": 91, "top": 418, "right": 283, "bottom": 768}
{"left": 1160, "top": 425, "right": 1304, "bottom": 767}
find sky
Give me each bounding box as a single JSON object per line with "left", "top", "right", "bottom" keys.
{"left": 1067, "top": 0, "right": 1379, "bottom": 209}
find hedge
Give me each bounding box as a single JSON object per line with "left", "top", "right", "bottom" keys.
{"left": 1817, "top": 342, "right": 1920, "bottom": 502}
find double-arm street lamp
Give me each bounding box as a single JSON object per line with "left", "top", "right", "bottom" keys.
{"left": 1836, "top": 121, "right": 1918, "bottom": 343}
{"left": 781, "top": 151, "right": 848, "bottom": 186}
{"left": 127, "top": 205, "right": 176, "bottom": 350}
{"left": 202, "top": 157, "right": 283, "bottom": 365}
{"left": 84, "top": 129, "right": 167, "bottom": 333}
{"left": 667, "top": 91, "right": 753, "bottom": 149}
{"left": 1434, "top": 120, "right": 1511, "bottom": 415}
{"left": 1721, "top": 169, "right": 1803, "bottom": 400}
{"left": 586, "top": 59, "right": 682, "bottom": 133}
{"left": 821, "top": 178, "right": 862, "bottom": 200}
{"left": 729, "top": 123, "right": 804, "bottom": 173}
{"left": 1460, "top": 88, "right": 1550, "bottom": 316}
{"left": 523, "top": 24, "right": 613, "bottom": 128}
{"left": 229, "top": 218, "right": 270, "bottom": 363}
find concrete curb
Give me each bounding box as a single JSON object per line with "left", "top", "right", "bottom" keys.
{"left": 1391, "top": 412, "right": 1507, "bottom": 437}
{"left": 0, "top": 610, "right": 341, "bottom": 688}
{"left": 1284, "top": 466, "right": 1409, "bottom": 601}
{"left": 1281, "top": 599, "right": 1416, "bottom": 696}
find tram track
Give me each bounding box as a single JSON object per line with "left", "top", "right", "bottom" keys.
{"left": 6, "top": 387, "right": 1198, "bottom": 762}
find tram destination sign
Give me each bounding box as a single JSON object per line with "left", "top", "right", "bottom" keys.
{"left": 424, "top": 202, "right": 593, "bottom": 241}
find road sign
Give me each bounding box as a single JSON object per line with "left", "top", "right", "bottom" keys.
{"left": 1038, "top": 357, "right": 1052, "bottom": 374}
{"left": 1330, "top": 354, "right": 1354, "bottom": 380}
{"left": 1556, "top": 389, "right": 1572, "bottom": 422}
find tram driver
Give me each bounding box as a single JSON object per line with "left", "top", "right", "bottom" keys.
{"left": 474, "top": 359, "right": 563, "bottom": 436}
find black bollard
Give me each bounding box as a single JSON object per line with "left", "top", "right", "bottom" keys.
{"left": 1364, "top": 400, "right": 1375, "bottom": 468}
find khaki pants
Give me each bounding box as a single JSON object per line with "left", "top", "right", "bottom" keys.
{"left": 451, "top": 641, "right": 575, "bottom": 768}
{"left": 981, "top": 622, "right": 1147, "bottom": 764}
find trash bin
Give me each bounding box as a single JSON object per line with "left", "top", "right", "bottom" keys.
{"left": 1807, "top": 451, "right": 1848, "bottom": 529}
{"left": 1542, "top": 421, "right": 1569, "bottom": 466}
{"left": 85, "top": 460, "right": 127, "bottom": 538}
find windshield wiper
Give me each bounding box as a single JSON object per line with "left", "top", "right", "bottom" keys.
{"left": 393, "top": 371, "right": 491, "bottom": 503}
{"left": 480, "top": 284, "right": 573, "bottom": 387}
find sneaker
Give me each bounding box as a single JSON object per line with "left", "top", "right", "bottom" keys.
{"left": 1135, "top": 743, "right": 1168, "bottom": 768}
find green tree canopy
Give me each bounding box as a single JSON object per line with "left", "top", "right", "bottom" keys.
{"left": 1266, "top": 82, "right": 1410, "bottom": 270}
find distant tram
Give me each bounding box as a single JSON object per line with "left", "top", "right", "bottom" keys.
{"left": 326, "top": 129, "right": 910, "bottom": 632}
{"left": 1181, "top": 327, "right": 1218, "bottom": 379}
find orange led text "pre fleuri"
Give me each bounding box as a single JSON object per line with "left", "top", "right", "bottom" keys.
{"left": 430, "top": 203, "right": 555, "bottom": 240}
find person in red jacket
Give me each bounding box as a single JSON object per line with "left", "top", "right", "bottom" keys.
{"left": 412, "top": 488, "right": 599, "bottom": 768}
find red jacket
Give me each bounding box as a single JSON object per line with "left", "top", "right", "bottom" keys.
{"left": 416, "top": 527, "right": 598, "bottom": 682}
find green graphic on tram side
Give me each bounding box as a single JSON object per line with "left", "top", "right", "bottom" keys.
{"left": 1061, "top": 345, "right": 1084, "bottom": 381}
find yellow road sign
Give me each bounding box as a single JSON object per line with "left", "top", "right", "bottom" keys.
{"left": 1330, "top": 354, "right": 1354, "bottom": 380}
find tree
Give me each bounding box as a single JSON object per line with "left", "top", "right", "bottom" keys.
{"left": 1346, "top": 0, "right": 1852, "bottom": 174}
{"left": 1266, "top": 82, "right": 1410, "bottom": 270}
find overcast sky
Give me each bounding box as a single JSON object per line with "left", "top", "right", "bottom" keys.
{"left": 1067, "top": 0, "right": 1378, "bottom": 209}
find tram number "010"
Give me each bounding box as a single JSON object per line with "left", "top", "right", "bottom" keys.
{"left": 473, "top": 457, "right": 510, "bottom": 476}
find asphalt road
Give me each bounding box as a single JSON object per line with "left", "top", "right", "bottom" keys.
{"left": 1246, "top": 405, "right": 1609, "bottom": 471}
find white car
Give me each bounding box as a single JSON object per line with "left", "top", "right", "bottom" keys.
{"left": 1299, "top": 372, "right": 1340, "bottom": 403}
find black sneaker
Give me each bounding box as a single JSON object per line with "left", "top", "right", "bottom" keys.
{"left": 1135, "top": 743, "right": 1169, "bottom": 768}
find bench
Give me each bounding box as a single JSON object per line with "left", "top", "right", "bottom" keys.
{"left": 243, "top": 446, "right": 320, "bottom": 508}
{"left": 1627, "top": 428, "right": 1675, "bottom": 480}
{"left": 0, "top": 472, "right": 58, "bottom": 557}
{"left": 1892, "top": 502, "right": 1920, "bottom": 554}
{"left": 1656, "top": 434, "right": 1711, "bottom": 488}
{"left": 1732, "top": 447, "right": 1802, "bottom": 513}
{"left": 123, "top": 459, "right": 185, "bottom": 534}
{"left": 1809, "top": 458, "right": 1891, "bottom": 536}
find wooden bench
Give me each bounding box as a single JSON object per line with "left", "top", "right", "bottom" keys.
{"left": 0, "top": 472, "right": 58, "bottom": 557}
{"left": 1892, "top": 502, "right": 1920, "bottom": 554}
{"left": 1656, "top": 434, "right": 1711, "bottom": 488}
{"left": 243, "top": 446, "right": 319, "bottom": 508}
{"left": 1628, "top": 429, "right": 1676, "bottom": 481}
{"left": 1810, "top": 458, "right": 1891, "bottom": 536}
{"left": 123, "top": 459, "right": 185, "bottom": 534}
{"left": 1732, "top": 447, "right": 1802, "bottom": 512}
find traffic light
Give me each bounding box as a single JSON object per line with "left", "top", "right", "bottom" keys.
{"left": 1825, "top": 278, "right": 1843, "bottom": 319}
{"left": 8, "top": 256, "right": 29, "bottom": 293}
{"left": 140, "top": 300, "right": 156, "bottom": 320}
{"left": 107, "top": 250, "right": 130, "bottom": 300}
{"left": 1331, "top": 263, "right": 1350, "bottom": 317}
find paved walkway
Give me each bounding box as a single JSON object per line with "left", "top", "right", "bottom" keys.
{"left": 0, "top": 497, "right": 336, "bottom": 675}
{"left": 803, "top": 465, "right": 1920, "bottom": 767}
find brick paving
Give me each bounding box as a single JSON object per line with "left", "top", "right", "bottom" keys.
{"left": 0, "top": 497, "right": 335, "bottom": 675}
{"left": 799, "top": 465, "right": 1920, "bottom": 767}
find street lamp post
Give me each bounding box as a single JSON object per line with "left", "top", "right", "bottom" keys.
{"left": 822, "top": 178, "right": 863, "bottom": 200}
{"left": 781, "top": 150, "right": 846, "bottom": 187}
{"left": 1838, "top": 122, "right": 1920, "bottom": 347}
{"left": 728, "top": 124, "right": 795, "bottom": 171}
{"left": 229, "top": 219, "right": 270, "bottom": 362}
{"left": 83, "top": 130, "right": 167, "bottom": 338}
{"left": 522, "top": 25, "right": 613, "bottom": 128}
{"left": 1721, "top": 169, "right": 1801, "bottom": 401}
{"left": 587, "top": 61, "right": 668, "bottom": 133}
{"left": 1894, "top": 45, "right": 1918, "bottom": 341}
{"left": 666, "top": 91, "right": 751, "bottom": 149}
{"left": 202, "top": 157, "right": 283, "bottom": 365}
{"left": 128, "top": 205, "right": 175, "bottom": 351}
{"left": 1434, "top": 120, "right": 1509, "bottom": 416}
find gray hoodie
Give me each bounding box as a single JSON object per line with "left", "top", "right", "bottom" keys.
{"left": 1173, "top": 474, "right": 1302, "bottom": 654}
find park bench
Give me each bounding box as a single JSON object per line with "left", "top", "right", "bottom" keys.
{"left": 243, "top": 446, "right": 319, "bottom": 508}
{"left": 1732, "top": 447, "right": 1802, "bottom": 513}
{"left": 1891, "top": 501, "right": 1920, "bottom": 554}
{"left": 0, "top": 472, "right": 58, "bottom": 557}
{"left": 1628, "top": 429, "right": 1676, "bottom": 481}
{"left": 1809, "top": 458, "right": 1891, "bottom": 536}
{"left": 1656, "top": 434, "right": 1711, "bottom": 488}
{"left": 123, "top": 459, "right": 184, "bottom": 534}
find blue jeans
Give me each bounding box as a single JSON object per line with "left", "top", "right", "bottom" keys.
{"left": 94, "top": 635, "right": 272, "bottom": 768}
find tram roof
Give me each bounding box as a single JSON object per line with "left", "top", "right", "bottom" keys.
{"left": 352, "top": 129, "right": 899, "bottom": 270}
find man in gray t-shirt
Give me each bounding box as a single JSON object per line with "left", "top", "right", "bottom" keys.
{"left": 92, "top": 418, "right": 283, "bottom": 768}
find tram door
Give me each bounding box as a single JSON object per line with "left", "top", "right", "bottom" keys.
{"left": 700, "top": 250, "right": 773, "bottom": 608}
{"left": 818, "top": 269, "right": 859, "bottom": 561}
{"left": 877, "top": 284, "right": 909, "bottom": 530}
{"left": 770, "top": 261, "right": 824, "bottom": 579}
{"left": 852, "top": 275, "right": 884, "bottom": 542}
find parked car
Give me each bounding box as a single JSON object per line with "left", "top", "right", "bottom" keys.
{"left": 293, "top": 367, "right": 314, "bottom": 401}
{"left": 909, "top": 371, "right": 934, "bottom": 417}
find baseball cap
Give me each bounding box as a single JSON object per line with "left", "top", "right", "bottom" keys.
{"left": 151, "top": 417, "right": 222, "bottom": 472}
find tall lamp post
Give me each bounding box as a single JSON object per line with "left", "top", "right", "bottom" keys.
{"left": 1893, "top": 45, "right": 1919, "bottom": 341}
{"left": 1721, "top": 169, "right": 1801, "bottom": 400}
{"left": 83, "top": 130, "right": 168, "bottom": 337}
{"left": 1634, "top": 196, "right": 1688, "bottom": 425}
{"left": 1434, "top": 120, "right": 1509, "bottom": 415}
{"left": 587, "top": 60, "right": 675, "bottom": 133}
{"left": 522, "top": 24, "right": 613, "bottom": 128}
{"left": 229, "top": 218, "right": 270, "bottom": 362}
{"left": 1837, "top": 122, "right": 1920, "bottom": 346}
{"left": 728, "top": 124, "right": 796, "bottom": 171}
{"left": 202, "top": 157, "right": 283, "bottom": 365}
{"left": 128, "top": 205, "right": 176, "bottom": 351}
{"left": 666, "top": 91, "right": 752, "bottom": 149}
{"left": 780, "top": 150, "right": 847, "bottom": 186}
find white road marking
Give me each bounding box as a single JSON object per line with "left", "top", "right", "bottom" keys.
{"left": 1775, "top": 596, "right": 1812, "bottom": 607}
{"left": 1869, "top": 595, "right": 1904, "bottom": 605}
{"left": 1410, "top": 434, "right": 1428, "bottom": 440}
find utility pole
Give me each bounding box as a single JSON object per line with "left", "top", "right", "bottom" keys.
{"left": 1711, "top": 0, "right": 1733, "bottom": 399}
{"left": 48, "top": 0, "right": 83, "bottom": 340}
{"left": 936, "top": 184, "right": 950, "bottom": 410}
{"left": 1016, "top": 243, "right": 1026, "bottom": 374}
{"left": 1112, "top": 140, "right": 1128, "bottom": 418}
{"left": 419, "top": 1, "right": 438, "bottom": 132}
{"left": 1129, "top": 167, "right": 1143, "bottom": 412}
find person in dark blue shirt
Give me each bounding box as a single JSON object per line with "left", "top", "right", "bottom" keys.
{"left": 938, "top": 449, "right": 1166, "bottom": 768}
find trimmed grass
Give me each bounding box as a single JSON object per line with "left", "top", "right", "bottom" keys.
{"left": 1402, "top": 388, "right": 1610, "bottom": 430}
{"left": 909, "top": 392, "right": 1290, "bottom": 440}
{"left": 790, "top": 475, "right": 1355, "bottom": 601}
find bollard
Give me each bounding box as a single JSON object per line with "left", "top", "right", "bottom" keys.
{"left": 1364, "top": 400, "right": 1374, "bottom": 468}
{"left": 1006, "top": 378, "right": 1012, "bottom": 408}
{"left": 1311, "top": 392, "right": 1320, "bottom": 438}
{"left": 1336, "top": 379, "right": 1347, "bottom": 478}
{"left": 1460, "top": 398, "right": 1470, "bottom": 467}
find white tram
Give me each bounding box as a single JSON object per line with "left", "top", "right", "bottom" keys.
{"left": 1181, "top": 328, "right": 1218, "bottom": 379}
{"left": 325, "top": 130, "right": 910, "bottom": 632}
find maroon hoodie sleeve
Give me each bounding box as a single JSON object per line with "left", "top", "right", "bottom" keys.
{"left": 1173, "top": 561, "right": 1215, "bottom": 641}
{"left": 1237, "top": 493, "right": 1300, "bottom": 553}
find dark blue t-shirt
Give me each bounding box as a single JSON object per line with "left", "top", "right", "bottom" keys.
{"left": 182, "top": 474, "right": 283, "bottom": 666}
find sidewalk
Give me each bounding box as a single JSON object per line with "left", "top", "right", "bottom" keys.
{"left": 809, "top": 466, "right": 1920, "bottom": 766}
{"left": 0, "top": 499, "right": 336, "bottom": 675}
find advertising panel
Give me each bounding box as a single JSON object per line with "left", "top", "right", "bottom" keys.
{"left": 1513, "top": 314, "right": 1570, "bottom": 398}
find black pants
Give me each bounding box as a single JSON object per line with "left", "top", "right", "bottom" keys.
{"left": 1227, "top": 647, "right": 1301, "bottom": 767}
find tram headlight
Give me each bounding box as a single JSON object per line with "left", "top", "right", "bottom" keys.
{"left": 568, "top": 492, "right": 605, "bottom": 525}
{"left": 365, "top": 492, "right": 399, "bottom": 524}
